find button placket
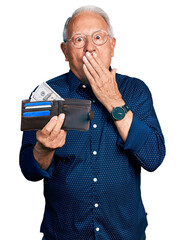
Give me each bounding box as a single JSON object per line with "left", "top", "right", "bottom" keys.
{"left": 90, "top": 102, "right": 101, "bottom": 237}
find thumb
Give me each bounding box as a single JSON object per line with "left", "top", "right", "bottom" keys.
{"left": 59, "top": 113, "right": 65, "bottom": 124}
{"left": 55, "top": 113, "right": 65, "bottom": 130}
{"left": 111, "top": 68, "right": 118, "bottom": 77}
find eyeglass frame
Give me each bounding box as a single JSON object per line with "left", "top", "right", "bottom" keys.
{"left": 64, "top": 30, "right": 111, "bottom": 49}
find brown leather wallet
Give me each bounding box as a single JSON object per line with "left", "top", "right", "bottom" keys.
{"left": 21, "top": 99, "right": 94, "bottom": 131}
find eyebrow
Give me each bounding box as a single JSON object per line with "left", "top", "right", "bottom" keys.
{"left": 70, "top": 29, "right": 108, "bottom": 36}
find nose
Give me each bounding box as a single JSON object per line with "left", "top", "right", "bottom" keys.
{"left": 84, "top": 35, "right": 96, "bottom": 53}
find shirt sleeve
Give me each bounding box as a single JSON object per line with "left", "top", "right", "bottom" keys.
{"left": 117, "top": 79, "right": 166, "bottom": 172}
{"left": 19, "top": 131, "right": 54, "bottom": 181}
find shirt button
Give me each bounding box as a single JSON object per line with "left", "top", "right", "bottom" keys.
{"left": 92, "top": 100, "right": 96, "bottom": 103}
{"left": 94, "top": 203, "right": 99, "bottom": 208}
{"left": 93, "top": 151, "right": 97, "bottom": 155}
{"left": 96, "top": 227, "right": 100, "bottom": 232}
{"left": 93, "top": 124, "right": 97, "bottom": 128}
{"left": 93, "top": 178, "right": 98, "bottom": 182}
{"left": 82, "top": 84, "right": 86, "bottom": 88}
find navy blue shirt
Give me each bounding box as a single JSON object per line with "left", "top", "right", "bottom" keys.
{"left": 20, "top": 70, "right": 165, "bottom": 240}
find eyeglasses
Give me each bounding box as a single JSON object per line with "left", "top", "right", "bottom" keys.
{"left": 65, "top": 30, "right": 110, "bottom": 49}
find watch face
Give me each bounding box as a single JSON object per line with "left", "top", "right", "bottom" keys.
{"left": 112, "top": 107, "right": 125, "bottom": 120}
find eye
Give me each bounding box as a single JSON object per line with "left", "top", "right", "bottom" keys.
{"left": 72, "top": 35, "right": 85, "bottom": 44}
{"left": 76, "top": 37, "right": 83, "bottom": 42}
{"left": 95, "top": 35, "right": 102, "bottom": 40}
{"left": 73, "top": 37, "right": 83, "bottom": 44}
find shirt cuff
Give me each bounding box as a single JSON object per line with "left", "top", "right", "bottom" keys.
{"left": 117, "top": 115, "right": 151, "bottom": 153}
{"left": 33, "top": 154, "right": 54, "bottom": 178}
{"left": 24, "top": 146, "right": 54, "bottom": 179}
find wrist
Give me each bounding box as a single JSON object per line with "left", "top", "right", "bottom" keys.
{"left": 33, "top": 142, "right": 55, "bottom": 170}
{"left": 34, "top": 141, "right": 54, "bottom": 154}
{"left": 106, "top": 99, "right": 125, "bottom": 113}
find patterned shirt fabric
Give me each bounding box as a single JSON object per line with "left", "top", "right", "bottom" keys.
{"left": 20, "top": 70, "right": 165, "bottom": 240}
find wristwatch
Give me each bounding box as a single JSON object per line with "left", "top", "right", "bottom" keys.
{"left": 110, "top": 104, "right": 130, "bottom": 121}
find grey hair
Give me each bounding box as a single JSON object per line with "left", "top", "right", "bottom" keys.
{"left": 63, "top": 5, "right": 114, "bottom": 42}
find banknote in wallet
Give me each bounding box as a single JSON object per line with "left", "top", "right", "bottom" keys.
{"left": 30, "top": 82, "right": 64, "bottom": 101}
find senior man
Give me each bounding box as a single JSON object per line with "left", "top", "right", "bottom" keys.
{"left": 20, "top": 5, "right": 165, "bottom": 240}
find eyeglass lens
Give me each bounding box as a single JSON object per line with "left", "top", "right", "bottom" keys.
{"left": 71, "top": 30, "right": 108, "bottom": 48}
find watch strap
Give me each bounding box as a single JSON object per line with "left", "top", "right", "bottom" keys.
{"left": 122, "top": 104, "right": 130, "bottom": 114}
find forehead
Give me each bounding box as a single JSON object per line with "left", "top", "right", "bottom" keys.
{"left": 67, "top": 11, "right": 109, "bottom": 36}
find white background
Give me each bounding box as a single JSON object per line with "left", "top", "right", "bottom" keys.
{"left": 1, "top": 0, "right": 184, "bottom": 239}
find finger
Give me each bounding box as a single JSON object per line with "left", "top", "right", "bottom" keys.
{"left": 85, "top": 52, "right": 102, "bottom": 77}
{"left": 111, "top": 68, "right": 118, "bottom": 78}
{"left": 57, "top": 130, "right": 67, "bottom": 148}
{"left": 92, "top": 52, "right": 108, "bottom": 74}
{"left": 83, "top": 55, "right": 99, "bottom": 79}
{"left": 41, "top": 116, "right": 58, "bottom": 136}
{"left": 54, "top": 113, "right": 65, "bottom": 132}
{"left": 50, "top": 114, "right": 65, "bottom": 138}
{"left": 49, "top": 129, "right": 67, "bottom": 149}
{"left": 83, "top": 64, "right": 95, "bottom": 85}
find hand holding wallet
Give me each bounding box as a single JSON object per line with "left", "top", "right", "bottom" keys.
{"left": 21, "top": 99, "right": 94, "bottom": 131}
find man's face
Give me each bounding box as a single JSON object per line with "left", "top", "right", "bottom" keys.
{"left": 61, "top": 11, "right": 116, "bottom": 83}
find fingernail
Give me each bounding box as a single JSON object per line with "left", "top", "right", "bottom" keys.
{"left": 93, "top": 52, "right": 97, "bottom": 57}
{"left": 86, "top": 51, "right": 91, "bottom": 56}
{"left": 83, "top": 56, "right": 87, "bottom": 62}
{"left": 60, "top": 113, "right": 65, "bottom": 119}
{"left": 53, "top": 116, "right": 58, "bottom": 120}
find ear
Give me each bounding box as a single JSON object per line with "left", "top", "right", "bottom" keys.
{"left": 110, "top": 37, "right": 116, "bottom": 57}
{"left": 60, "top": 42, "right": 69, "bottom": 61}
